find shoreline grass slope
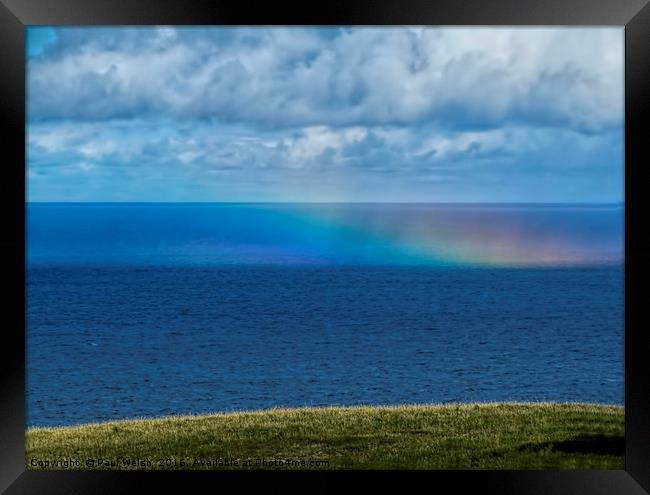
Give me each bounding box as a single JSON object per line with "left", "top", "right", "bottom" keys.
{"left": 26, "top": 402, "right": 624, "bottom": 470}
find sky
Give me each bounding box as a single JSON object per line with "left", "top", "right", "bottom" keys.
{"left": 26, "top": 27, "right": 624, "bottom": 203}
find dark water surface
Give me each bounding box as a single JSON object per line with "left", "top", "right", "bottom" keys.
{"left": 26, "top": 204, "right": 624, "bottom": 426}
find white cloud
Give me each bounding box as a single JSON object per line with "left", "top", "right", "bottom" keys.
{"left": 282, "top": 126, "right": 368, "bottom": 166}
{"left": 29, "top": 27, "right": 623, "bottom": 133}
{"left": 416, "top": 129, "right": 507, "bottom": 159}
{"left": 26, "top": 27, "right": 624, "bottom": 202}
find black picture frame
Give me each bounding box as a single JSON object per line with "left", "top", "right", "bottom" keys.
{"left": 1, "top": 0, "right": 648, "bottom": 492}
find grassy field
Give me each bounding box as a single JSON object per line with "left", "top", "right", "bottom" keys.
{"left": 26, "top": 402, "right": 624, "bottom": 470}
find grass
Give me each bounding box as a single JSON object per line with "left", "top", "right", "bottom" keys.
{"left": 26, "top": 402, "right": 624, "bottom": 470}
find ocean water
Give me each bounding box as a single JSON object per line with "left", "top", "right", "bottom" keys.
{"left": 26, "top": 203, "right": 624, "bottom": 426}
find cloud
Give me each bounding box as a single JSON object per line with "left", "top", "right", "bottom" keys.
{"left": 28, "top": 27, "right": 622, "bottom": 133}
{"left": 26, "top": 27, "right": 624, "bottom": 203}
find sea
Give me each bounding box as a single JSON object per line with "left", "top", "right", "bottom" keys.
{"left": 26, "top": 203, "right": 624, "bottom": 427}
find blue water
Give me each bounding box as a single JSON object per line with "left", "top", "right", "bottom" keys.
{"left": 26, "top": 204, "right": 624, "bottom": 426}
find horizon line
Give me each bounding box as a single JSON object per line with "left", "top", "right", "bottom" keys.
{"left": 25, "top": 201, "right": 625, "bottom": 205}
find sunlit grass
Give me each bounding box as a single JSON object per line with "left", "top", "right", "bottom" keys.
{"left": 26, "top": 402, "right": 624, "bottom": 470}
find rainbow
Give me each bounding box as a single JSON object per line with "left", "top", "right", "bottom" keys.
{"left": 26, "top": 203, "right": 624, "bottom": 268}
{"left": 270, "top": 203, "right": 624, "bottom": 267}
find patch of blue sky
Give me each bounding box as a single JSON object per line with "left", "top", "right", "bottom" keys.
{"left": 27, "top": 26, "right": 58, "bottom": 58}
